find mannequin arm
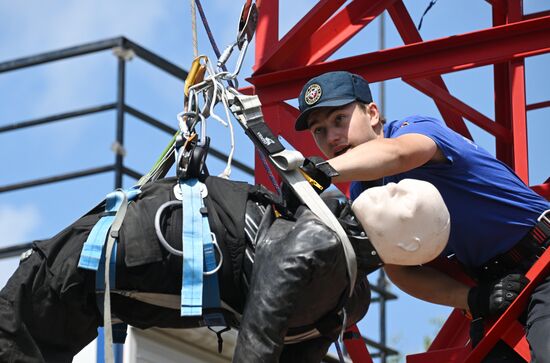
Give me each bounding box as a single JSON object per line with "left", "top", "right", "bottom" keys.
{"left": 384, "top": 264, "right": 470, "bottom": 310}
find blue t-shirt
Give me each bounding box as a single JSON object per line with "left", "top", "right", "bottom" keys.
{"left": 350, "top": 115, "right": 550, "bottom": 267}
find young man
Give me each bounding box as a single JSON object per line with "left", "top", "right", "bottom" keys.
{"left": 294, "top": 71, "right": 550, "bottom": 362}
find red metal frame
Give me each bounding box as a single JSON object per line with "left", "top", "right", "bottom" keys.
{"left": 249, "top": 1, "right": 550, "bottom": 362}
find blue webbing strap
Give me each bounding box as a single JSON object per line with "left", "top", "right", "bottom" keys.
{"left": 78, "top": 188, "right": 140, "bottom": 271}
{"left": 180, "top": 178, "right": 205, "bottom": 316}
{"left": 201, "top": 192, "right": 224, "bottom": 327}
{"left": 78, "top": 187, "right": 140, "bottom": 348}
{"left": 180, "top": 178, "right": 225, "bottom": 325}
{"left": 202, "top": 232, "right": 221, "bottom": 308}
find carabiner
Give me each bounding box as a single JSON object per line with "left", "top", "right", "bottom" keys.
{"left": 237, "top": 1, "right": 258, "bottom": 49}
{"left": 184, "top": 56, "right": 208, "bottom": 97}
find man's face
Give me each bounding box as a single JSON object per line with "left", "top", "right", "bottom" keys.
{"left": 306, "top": 102, "right": 379, "bottom": 158}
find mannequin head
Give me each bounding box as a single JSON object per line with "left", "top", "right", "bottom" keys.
{"left": 352, "top": 179, "right": 450, "bottom": 265}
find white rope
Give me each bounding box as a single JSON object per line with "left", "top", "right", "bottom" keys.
{"left": 189, "top": 0, "right": 198, "bottom": 58}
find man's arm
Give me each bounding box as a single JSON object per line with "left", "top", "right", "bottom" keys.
{"left": 329, "top": 133, "right": 445, "bottom": 183}
{"left": 384, "top": 264, "right": 470, "bottom": 310}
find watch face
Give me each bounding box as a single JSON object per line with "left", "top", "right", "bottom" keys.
{"left": 304, "top": 84, "right": 322, "bottom": 106}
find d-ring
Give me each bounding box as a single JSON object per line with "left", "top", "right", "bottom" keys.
{"left": 154, "top": 200, "right": 183, "bottom": 256}
{"left": 204, "top": 233, "right": 223, "bottom": 276}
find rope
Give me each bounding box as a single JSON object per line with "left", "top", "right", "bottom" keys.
{"left": 195, "top": 0, "right": 235, "bottom": 89}
{"left": 195, "top": 0, "right": 223, "bottom": 63}
{"left": 259, "top": 152, "right": 281, "bottom": 195}
{"left": 417, "top": 0, "right": 439, "bottom": 30}
{"left": 193, "top": 0, "right": 280, "bottom": 193}
{"left": 190, "top": 0, "right": 198, "bottom": 58}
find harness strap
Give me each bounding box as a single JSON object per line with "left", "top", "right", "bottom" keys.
{"left": 229, "top": 93, "right": 358, "bottom": 298}
{"left": 78, "top": 187, "right": 140, "bottom": 363}
{"left": 180, "top": 178, "right": 206, "bottom": 316}
{"left": 473, "top": 209, "right": 550, "bottom": 280}
{"left": 199, "top": 191, "right": 225, "bottom": 327}
{"left": 179, "top": 178, "right": 224, "bottom": 324}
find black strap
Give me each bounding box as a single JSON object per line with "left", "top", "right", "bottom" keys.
{"left": 207, "top": 326, "right": 231, "bottom": 353}
{"left": 474, "top": 215, "right": 550, "bottom": 280}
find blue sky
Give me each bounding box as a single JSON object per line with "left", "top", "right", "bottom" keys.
{"left": 0, "top": 1, "right": 549, "bottom": 361}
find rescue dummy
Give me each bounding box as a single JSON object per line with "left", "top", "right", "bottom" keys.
{"left": 0, "top": 176, "right": 449, "bottom": 363}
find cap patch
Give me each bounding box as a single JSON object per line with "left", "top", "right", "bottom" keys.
{"left": 304, "top": 83, "right": 322, "bottom": 105}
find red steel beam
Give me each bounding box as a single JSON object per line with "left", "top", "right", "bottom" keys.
{"left": 507, "top": 1, "right": 529, "bottom": 183}
{"left": 345, "top": 325, "right": 374, "bottom": 363}
{"left": 509, "top": 58, "right": 529, "bottom": 183}
{"left": 526, "top": 100, "right": 550, "bottom": 111}
{"left": 388, "top": 0, "right": 471, "bottom": 139}
{"left": 250, "top": 15, "right": 550, "bottom": 104}
{"left": 284, "top": 0, "right": 395, "bottom": 68}
{"left": 492, "top": 0, "right": 516, "bottom": 168}
{"left": 405, "top": 78, "right": 511, "bottom": 141}
{"left": 464, "top": 245, "right": 550, "bottom": 362}
{"left": 524, "top": 10, "right": 550, "bottom": 21}
{"left": 532, "top": 182, "right": 550, "bottom": 200}
{"left": 254, "top": 0, "right": 346, "bottom": 73}
{"left": 254, "top": 0, "right": 279, "bottom": 69}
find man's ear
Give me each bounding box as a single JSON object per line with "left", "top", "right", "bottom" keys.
{"left": 368, "top": 102, "right": 381, "bottom": 131}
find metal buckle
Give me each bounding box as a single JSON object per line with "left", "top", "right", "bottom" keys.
{"left": 537, "top": 209, "right": 550, "bottom": 224}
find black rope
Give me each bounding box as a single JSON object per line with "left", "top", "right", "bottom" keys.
{"left": 195, "top": 0, "right": 226, "bottom": 71}
{"left": 417, "top": 0, "right": 439, "bottom": 30}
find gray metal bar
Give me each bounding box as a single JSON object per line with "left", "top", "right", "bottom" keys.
{"left": 0, "top": 165, "right": 115, "bottom": 194}
{"left": 378, "top": 270, "right": 388, "bottom": 363}
{"left": 125, "top": 105, "right": 177, "bottom": 135}
{"left": 0, "top": 242, "right": 33, "bottom": 259}
{"left": 0, "top": 36, "right": 187, "bottom": 84}
{"left": 114, "top": 57, "right": 126, "bottom": 189}
{"left": 0, "top": 38, "right": 123, "bottom": 74}
{"left": 0, "top": 103, "right": 116, "bottom": 134}
{"left": 123, "top": 39, "right": 188, "bottom": 81}
{"left": 122, "top": 166, "right": 143, "bottom": 180}
{"left": 370, "top": 283, "right": 398, "bottom": 301}
{"left": 364, "top": 335, "right": 399, "bottom": 356}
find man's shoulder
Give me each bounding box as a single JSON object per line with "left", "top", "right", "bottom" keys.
{"left": 385, "top": 115, "right": 444, "bottom": 137}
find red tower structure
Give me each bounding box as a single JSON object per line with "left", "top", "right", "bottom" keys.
{"left": 247, "top": 1, "right": 550, "bottom": 362}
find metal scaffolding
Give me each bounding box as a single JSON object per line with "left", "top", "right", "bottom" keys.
{"left": 248, "top": 1, "right": 550, "bottom": 362}
{"left": 0, "top": 36, "right": 253, "bottom": 256}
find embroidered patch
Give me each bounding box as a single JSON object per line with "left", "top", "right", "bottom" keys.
{"left": 304, "top": 83, "right": 322, "bottom": 105}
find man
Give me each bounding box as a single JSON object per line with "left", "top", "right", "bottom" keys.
{"left": 293, "top": 71, "right": 550, "bottom": 362}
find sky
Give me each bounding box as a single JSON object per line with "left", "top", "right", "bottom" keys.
{"left": 0, "top": 1, "right": 549, "bottom": 362}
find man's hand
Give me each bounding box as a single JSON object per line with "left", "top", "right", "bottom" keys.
{"left": 467, "top": 273, "right": 529, "bottom": 319}
{"left": 300, "top": 156, "right": 339, "bottom": 194}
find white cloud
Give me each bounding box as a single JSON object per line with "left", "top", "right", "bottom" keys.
{"left": 0, "top": 204, "right": 41, "bottom": 244}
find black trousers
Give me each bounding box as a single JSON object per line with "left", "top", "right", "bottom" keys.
{"left": 526, "top": 273, "right": 550, "bottom": 363}
{"left": 469, "top": 270, "right": 550, "bottom": 363}
{"left": 0, "top": 250, "right": 99, "bottom": 363}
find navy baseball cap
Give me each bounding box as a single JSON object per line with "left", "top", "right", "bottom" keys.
{"left": 295, "top": 71, "right": 373, "bottom": 131}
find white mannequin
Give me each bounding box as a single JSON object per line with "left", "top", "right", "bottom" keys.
{"left": 352, "top": 179, "right": 450, "bottom": 265}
